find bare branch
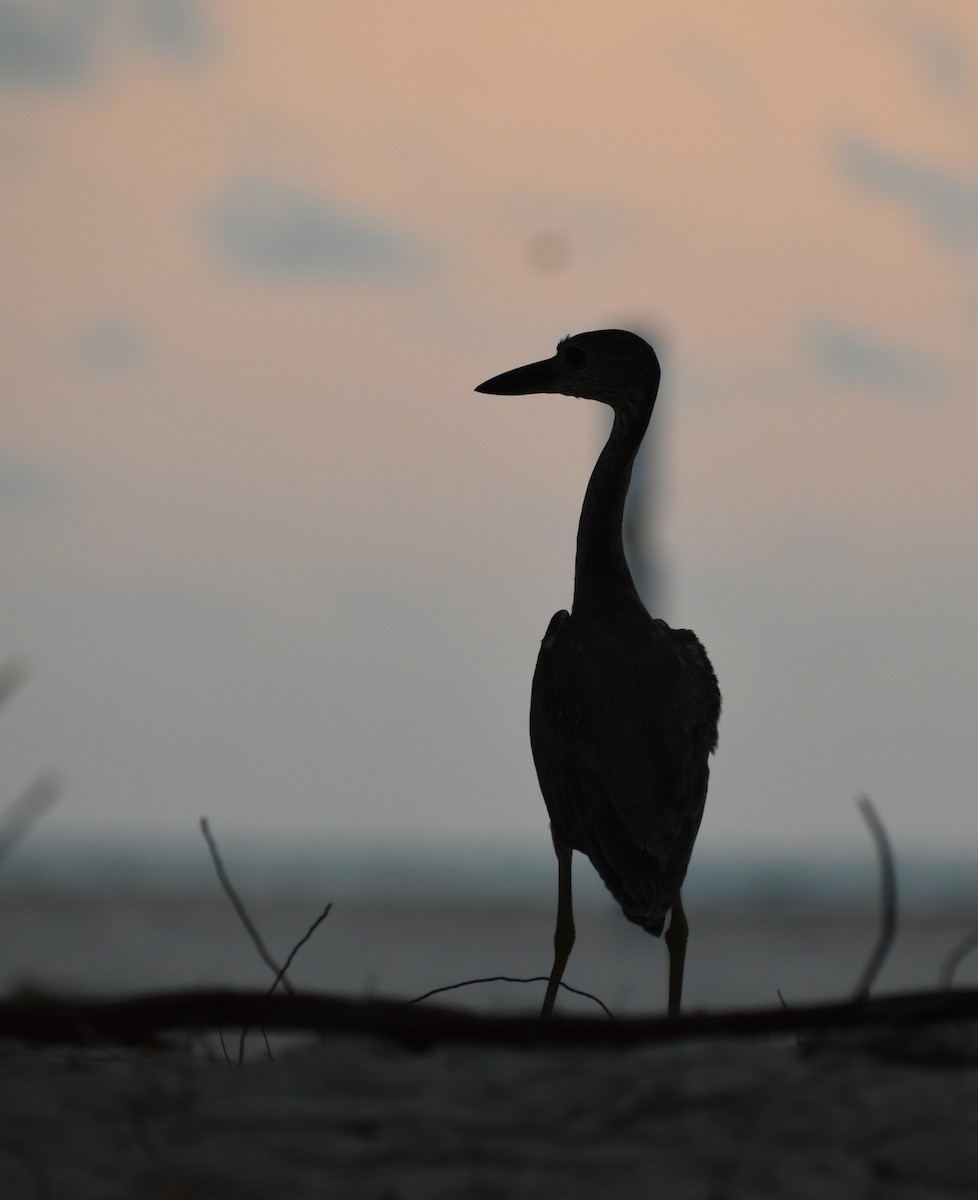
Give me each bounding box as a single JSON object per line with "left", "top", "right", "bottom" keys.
{"left": 217, "top": 1028, "right": 231, "bottom": 1064}
{"left": 0, "top": 776, "right": 60, "bottom": 870}
{"left": 852, "top": 796, "right": 898, "bottom": 1001}
{"left": 940, "top": 927, "right": 978, "bottom": 989}
{"left": 238, "top": 902, "right": 333, "bottom": 1062}
{"left": 270, "top": 904, "right": 332, "bottom": 996}
{"left": 199, "top": 817, "right": 294, "bottom": 995}
{"left": 0, "top": 660, "right": 59, "bottom": 869}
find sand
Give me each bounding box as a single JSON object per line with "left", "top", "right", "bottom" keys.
{"left": 2, "top": 1022, "right": 977, "bottom": 1199}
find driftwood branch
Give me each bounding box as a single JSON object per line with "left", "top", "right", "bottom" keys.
{"left": 1, "top": 987, "right": 977, "bottom": 1050}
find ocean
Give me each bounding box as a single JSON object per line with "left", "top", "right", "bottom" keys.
{"left": 2, "top": 837, "right": 977, "bottom": 1016}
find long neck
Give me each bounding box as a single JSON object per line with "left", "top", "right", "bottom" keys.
{"left": 572, "top": 402, "right": 652, "bottom": 613}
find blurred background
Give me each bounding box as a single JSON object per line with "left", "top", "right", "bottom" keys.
{"left": 2, "top": 1, "right": 977, "bottom": 1011}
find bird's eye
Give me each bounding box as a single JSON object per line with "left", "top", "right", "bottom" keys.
{"left": 563, "top": 344, "right": 587, "bottom": 370}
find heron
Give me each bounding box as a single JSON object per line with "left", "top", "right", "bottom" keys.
{"left": 476, "top": 329, "right": 720, "bottom": 1019}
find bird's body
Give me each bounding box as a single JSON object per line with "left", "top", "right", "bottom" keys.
{"left": 477, "top": 329, "right": 720, "bottom": 1017}
{"left": 531, "top": 604, "right": 718, "bottom": 938}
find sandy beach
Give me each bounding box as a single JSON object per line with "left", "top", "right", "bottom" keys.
{"left": 3, "top": 855, "right": 978, "bottom": 1197}
{"left": 2, "top": 1017, "right": 978, "bottom": 1199}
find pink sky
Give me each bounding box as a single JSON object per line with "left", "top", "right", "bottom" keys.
{"left": 3, "top": 1, "right": 978, "bottom": 863}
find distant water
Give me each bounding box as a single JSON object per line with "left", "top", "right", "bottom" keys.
{"left": 3, "top": 833, "right": 978, "bottom": 907}
{"left": 2, "top": 837, "right": 977, "bottom": 1014}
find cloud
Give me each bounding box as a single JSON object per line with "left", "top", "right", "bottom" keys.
{"left": 133, "top": 0, "right": 213, "bottom": 63}
{"left": 805, "top": 318, "right": 946, "bottom": 402}
{"left": 0, "top": 0, "right": 105, "bottom": 88}
{"left": 0, "top": 0, "right": 212, "bottom": 89}
{"left": 203, "top": 176, "right": 427, "bottom": 279}
{"left": 879, "top": 4, "right": 970, "bottom": 100}
{"left": 833, "top": 135, "right": 978, "bottom": 249}
{"left": 73, "top": 318, "right": 151, "bottom": 371}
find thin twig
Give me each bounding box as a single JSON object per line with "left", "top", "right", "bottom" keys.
{"left": 940, "top": 927, "right": 978, "bottom": 989}
{"left": 0, "top": 776, "right": 60, "bottom": 870}
{"left": 237, "top": 903, "right": 333, "bottom": 1062}
{"left": 407, "top": 975, "right": 614, "bottom": 1019}
{"left": 0, "top": 659, "right": 59, "bottom": 870}
{"left": 852, "top": 796, "right": 897, "bottom": 1001}
{"left": 217, "top": 1027, "right": 231, "bottom": 1065}
{"left": 267, "top": 904, "right": 333, "bottom": 997}
{"left": 199, "top": 817, "right": 294, "bottom": 994}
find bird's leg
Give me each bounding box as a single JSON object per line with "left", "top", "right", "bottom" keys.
{"left": 540, "top": 838, "right": 575, "bottom": 1019}
{"left": 664, "top": 892, "right": 688, "bottom": 1018}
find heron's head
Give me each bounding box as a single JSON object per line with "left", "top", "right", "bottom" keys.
{"left": 475, "top": 329, "right": 660, "bottom": 411}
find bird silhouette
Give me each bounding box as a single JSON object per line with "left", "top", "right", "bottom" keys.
{"left": 476, "top": 329, "right": 720, "bottom": 1018}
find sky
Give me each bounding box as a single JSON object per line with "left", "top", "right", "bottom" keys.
{"left": 2, "top": 0, "right": 977, "bottom": 865}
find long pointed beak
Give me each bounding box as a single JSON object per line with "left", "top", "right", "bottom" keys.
{"left": 475, "top": 355, "right": 563, "bottom": 396}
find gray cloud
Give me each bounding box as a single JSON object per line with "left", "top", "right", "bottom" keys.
{"left": 805, "top": 318, "right": 946, "bottom": 402}
{"left": 0, "top": 0, "right": 211, "bottom": 89}
{"left": 833, "top": 135, "right": 978, "bottom": 249}
{"left": 0, "top": 0, "right": 105, "bottom": 87}
{"left": 133, "top": 0, "right": 213, "bottom": 63}
{"left": 880, "top": 5, "right": 970, "bottom": 99}
{"left": 204, "top": 176, "right": 427, "bottom": 279}
{"left": 73, "top": 318, "right": 151, "bottom": 371}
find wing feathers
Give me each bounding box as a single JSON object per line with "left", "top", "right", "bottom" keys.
{"left": 530, "top": 608, "right": 718, "bottom": 933}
